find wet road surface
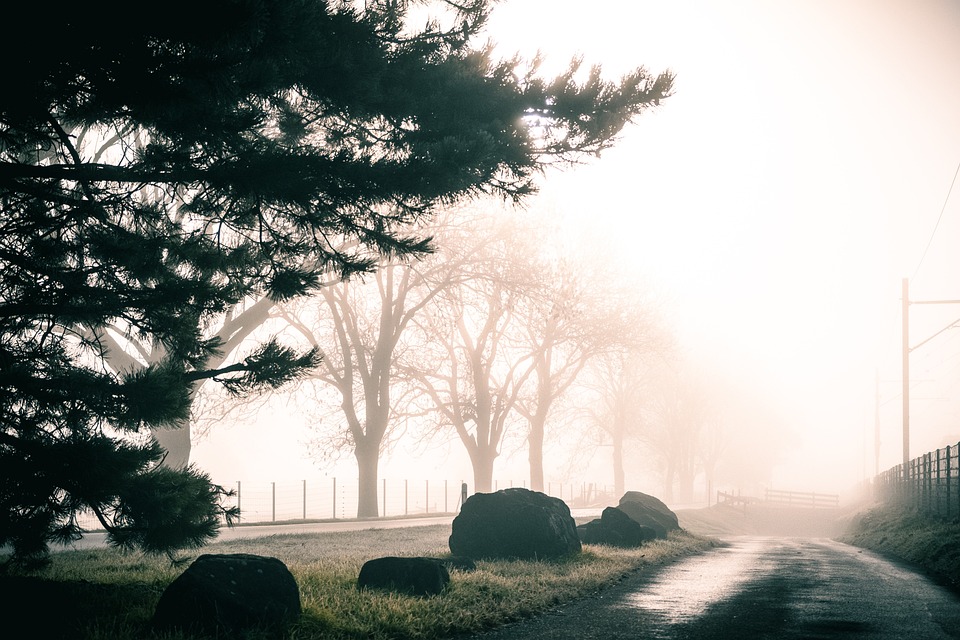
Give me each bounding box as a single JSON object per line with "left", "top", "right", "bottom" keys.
{"left": 471, "top": 537, "right": 960, "bottom": 639}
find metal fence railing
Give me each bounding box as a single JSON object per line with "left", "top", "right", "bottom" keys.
{"left": 875, "top": 441, "right": 960, "bottom": 519}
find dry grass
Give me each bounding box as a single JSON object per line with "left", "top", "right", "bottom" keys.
{"left": 1, "top": 524, "right": 714, "bottom": 640}
{"left": 838, "top": 503, "right": 960, "bottom": 593}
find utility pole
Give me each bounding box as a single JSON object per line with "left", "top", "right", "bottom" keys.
{"left": 902, "top": 278, "right": 910, "bottom": 466}
{"left": 900, "top": 277, "right": 960, "bottom": 467}
{"left": 874, "top": 368, "right": 880, "bottom": 477}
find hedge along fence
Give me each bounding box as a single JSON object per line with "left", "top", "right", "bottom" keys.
{"left": 874, "top": 441, "right": 960, "bottom": 519}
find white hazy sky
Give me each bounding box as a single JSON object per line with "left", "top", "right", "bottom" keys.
{"left": 194, "top": 0, "right": 960, "bottom": 497}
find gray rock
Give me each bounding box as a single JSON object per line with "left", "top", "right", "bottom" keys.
{"left": 358, "top": 556, "right": 450, "bottom": 596}
{"left": 577, "top": 506, "right": 658, "bottom": 547}
{"left": 153, "top": 553, "right": 300, "bottom": 637}
{"left": 617, "top": 491, "right": 680, "bottom": 539}
{"left": 449, "top": 487, "right": 581, "bottom": 560}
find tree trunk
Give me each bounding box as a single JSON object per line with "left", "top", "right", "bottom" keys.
{"left": 153, "top": 420, "right": 191, "bottom": 469}
{"left": 612, "top": 430, "right": 625, "bottom": 497}
{"left": 664, "top": 459, "right": 675, "bottom": 503}
{"left": 677, "top": 469, "right": 696, "bottom": 504}
{"left": 355, "top": 440, "right": 380, "bottom": 518}
{"left": 471, "top": 450, "right": 495, "bottom": 493}
{"left": 528, "top": 418, "right": 545, "bottom": 492}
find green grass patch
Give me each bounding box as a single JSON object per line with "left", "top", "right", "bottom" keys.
{"left": 1, "top": 525, "right": 713, "bottom": 639}
{"left": 838, "top": 503, "right": 960, "bottom": 593}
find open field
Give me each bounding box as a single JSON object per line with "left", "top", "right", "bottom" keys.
{"left": 0, "top": 523, "right": 715, "bottom": 639}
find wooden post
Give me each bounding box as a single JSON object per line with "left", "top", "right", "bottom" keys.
{"left": 271, "top": 481, "right": 276, "bottom": 522}
{"left": 236, "top": 481, "right": 242, "bottom": 522}
{"left": 936, "top": 450, "right": 942, "bottom": 517}
{"left": 944, "top": 445, "right": 953, "bottom": 519}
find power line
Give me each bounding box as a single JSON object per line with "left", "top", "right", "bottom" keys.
{"left": 912, "top": 158, "right": 960, "bottom": 280}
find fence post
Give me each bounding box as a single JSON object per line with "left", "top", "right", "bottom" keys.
{"left": 237, "top": 481, "right": 242, "bottom": 522}
{"left": 914, "top": 458, "right": 920, "bottom": 506}
{"left": 271, "top": 481, "right": 276, "bottom": 522}
{"left": 944, "top": 445, "right": 953, "bottom": 520}
{"left": 936, "top": 450, "right": 942, "bottom": 517}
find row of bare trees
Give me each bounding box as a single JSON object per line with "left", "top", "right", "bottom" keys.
{"left": 200, "top": 203, "right": 748, "bottom": 517}
{"left": 177, "top": 204, "right": 787, "bottom": 518}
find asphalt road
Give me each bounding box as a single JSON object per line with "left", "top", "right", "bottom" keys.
{"left": 47, "top": 509, "right": 603, "bottom": 552}
{"left": 470, "top": 536, "right": 960, "bottom": 639}
{"left": 45, "top": 515, "right": 459, "bottom": 551}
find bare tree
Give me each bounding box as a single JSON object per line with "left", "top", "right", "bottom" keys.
{"left": 278, "top": 252, "right": 460, "bottom": 517}
{"left": 644, "top": 361, "right": 712, "bottom": 503}
{"left": 409, "top": 215, "right": 539, "bottom": 493}
{"left": 512, "top": 254, "right": 657, "bottom": 491}
{"left": 574, "top": 349, "right": 655, "bottom": 496}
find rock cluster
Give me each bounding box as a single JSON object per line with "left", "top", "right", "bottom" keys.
{"left": 576, "top": 491, "right": 681, "bottom": 547}
{"left": 616, "top": 491, "right": 680, "bottom": 538}
{"left": 577, "top": 506, "right": 658, "bottom": 547}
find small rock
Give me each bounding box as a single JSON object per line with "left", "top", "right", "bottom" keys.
{"left": 358, "top": 556, "right": 450, "bottom": 596}
{"left": 153, "top": 553, "right": 301, "bottom": 637}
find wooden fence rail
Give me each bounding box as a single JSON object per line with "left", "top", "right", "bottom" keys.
{"left": 716, "top": 489, "right": 839, "bottom": 513}
{"left": 764, "top": 489, "right": 839, "bottom": 509}
{"left": 875, "top": 441, "right": 960, "bottom": 519}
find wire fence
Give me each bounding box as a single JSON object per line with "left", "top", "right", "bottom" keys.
{"left": 74, "top": 478, "right": 616, "bottom": 530}
{"left": 227, "top": 478, "right": 616, "bottom": 523}
{"left": 874, "top": 441, "right": 960, "bottom": 519}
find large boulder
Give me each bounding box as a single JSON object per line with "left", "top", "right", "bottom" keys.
{"left": 449, "top": 488, "right": 581, "bottom": 560}
{"left": 576, "top": 506, "right": 658, "bottom": 547}
{"left": 617, "top": 491, "right": 680, "bottom": 539}
{"left": 153, "top": 553, "right": 301, "bottom": 637}
{"left": 358, "top": 557, "right": 450, "bottom": 597}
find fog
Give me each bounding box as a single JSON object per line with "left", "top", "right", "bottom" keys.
{"left": 193, "top": 0, "right": 960, "bottom": 507}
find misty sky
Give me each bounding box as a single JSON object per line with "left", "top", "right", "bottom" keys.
{"left": 193, "top": 0, "right": 960, "bottom": 497}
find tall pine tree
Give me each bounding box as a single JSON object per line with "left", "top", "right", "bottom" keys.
{"left": 0, "top": 0, "right": 673, "bottom": 567}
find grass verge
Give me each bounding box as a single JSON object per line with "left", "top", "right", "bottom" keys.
{"left": 1, "top": 525, "right": 714, "bottom": 640}
{"left": 837, "top": 503, "right": 960, "bottom": 593}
